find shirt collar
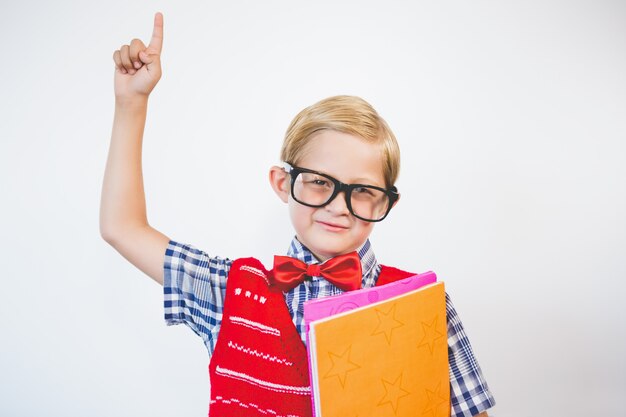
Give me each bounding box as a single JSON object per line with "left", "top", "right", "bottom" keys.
{"left": 286, "top": 236, "right": 378, "bottom": 280}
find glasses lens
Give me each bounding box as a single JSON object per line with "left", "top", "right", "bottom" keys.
{"left": 350, "top": 186, "right": 390, "bottom": 221}
{"left": 292, "top": 172, "right": 336, "bottom": 206}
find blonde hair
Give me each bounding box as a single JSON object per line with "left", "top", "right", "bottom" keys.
{"left": 280, "top": 95, "right": 400, "bottom": 188}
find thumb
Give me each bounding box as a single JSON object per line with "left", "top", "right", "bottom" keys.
{"left": 139, "top": 50, "right": 157, "bottom": 65}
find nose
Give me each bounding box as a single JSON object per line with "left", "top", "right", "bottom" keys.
{"left": 324, "top": 189, "right": 351, "bottom": 216}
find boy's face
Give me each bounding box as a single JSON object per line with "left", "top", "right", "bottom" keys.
{"left": 270, "top": 130, "right": 390, "bottom": 262}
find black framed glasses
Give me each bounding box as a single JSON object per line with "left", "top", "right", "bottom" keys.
{"left": 283, "top": 162, "right": 399, "bottom": 222}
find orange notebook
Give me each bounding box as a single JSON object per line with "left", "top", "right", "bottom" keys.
{"left": 307, "top": 281, "right": 449, "bottom": 417}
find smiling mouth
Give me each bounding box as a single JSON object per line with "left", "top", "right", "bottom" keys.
{"left": 316, "top": 220, "right": 349, "bottom": 232}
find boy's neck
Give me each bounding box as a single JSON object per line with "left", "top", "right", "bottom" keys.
{"left": 291, "top": 236, "right": 369, "bottom": 264}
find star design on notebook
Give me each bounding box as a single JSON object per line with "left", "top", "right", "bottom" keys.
{"left": 377, "top": 372, "right": 410, "bottom": 414}
{"left": 323, "top": 345, "right": 361, "bottom": 388}
{"left": 371, "top": 303, "right": 404, "bottom": 345}
{"left": 417, "top": 316, "right": 445, "bottom": 354}
{"left": 422, "top": 381, "right": 448, "bottom": 416}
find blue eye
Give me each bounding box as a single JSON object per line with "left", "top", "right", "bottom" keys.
{"left": 355, "top": 187, "right": 374, "bottom": 195}
{"left": 307, "top": 176, "right": 331, "bottom": 187}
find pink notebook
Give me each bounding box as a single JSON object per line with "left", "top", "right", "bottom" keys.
{"left": 303, "top": 271, "right": 437, "bottom": 416}
{"left": 304, "top": 271, "right": 437, "bottom": 328}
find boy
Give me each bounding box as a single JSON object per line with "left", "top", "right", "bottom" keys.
{"left": 100, "top": 12, "right": 495, "bottom": 417}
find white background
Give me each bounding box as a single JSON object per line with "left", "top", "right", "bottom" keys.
{"left": 1, "top": 1, "right": 624, "bottom": 416}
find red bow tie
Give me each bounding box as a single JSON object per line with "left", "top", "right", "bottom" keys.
{"left": 271, "top": 252, "right": 362, "bottom": 292}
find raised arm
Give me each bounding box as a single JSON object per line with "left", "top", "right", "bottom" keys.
{"left": 100, "top": 12, "right": 169, "bottom": 285}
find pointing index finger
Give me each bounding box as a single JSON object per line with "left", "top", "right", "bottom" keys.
{"left": 148, "top": 12, "right": 164, "bottom": 53}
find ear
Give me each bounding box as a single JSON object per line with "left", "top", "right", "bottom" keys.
{"left": 269, "top": 165, "right": 290, "bottom": 203}
{"left": 391, "top": 193, "right": 401, "bottom": 208}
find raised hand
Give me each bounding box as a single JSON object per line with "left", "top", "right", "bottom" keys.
{"left": 113, "top": 12, "right": 164, "bottom": 100}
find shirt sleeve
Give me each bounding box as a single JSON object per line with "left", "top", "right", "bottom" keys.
{"left": 446, "top": 292, "right": 496, "bottom": 417}
{"left": 163, "top": 239, "right": 232, "bottom": 355}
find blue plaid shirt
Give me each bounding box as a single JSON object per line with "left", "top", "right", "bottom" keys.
{"left": 164, "top": 237, "right": 496, "bottom": 417}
